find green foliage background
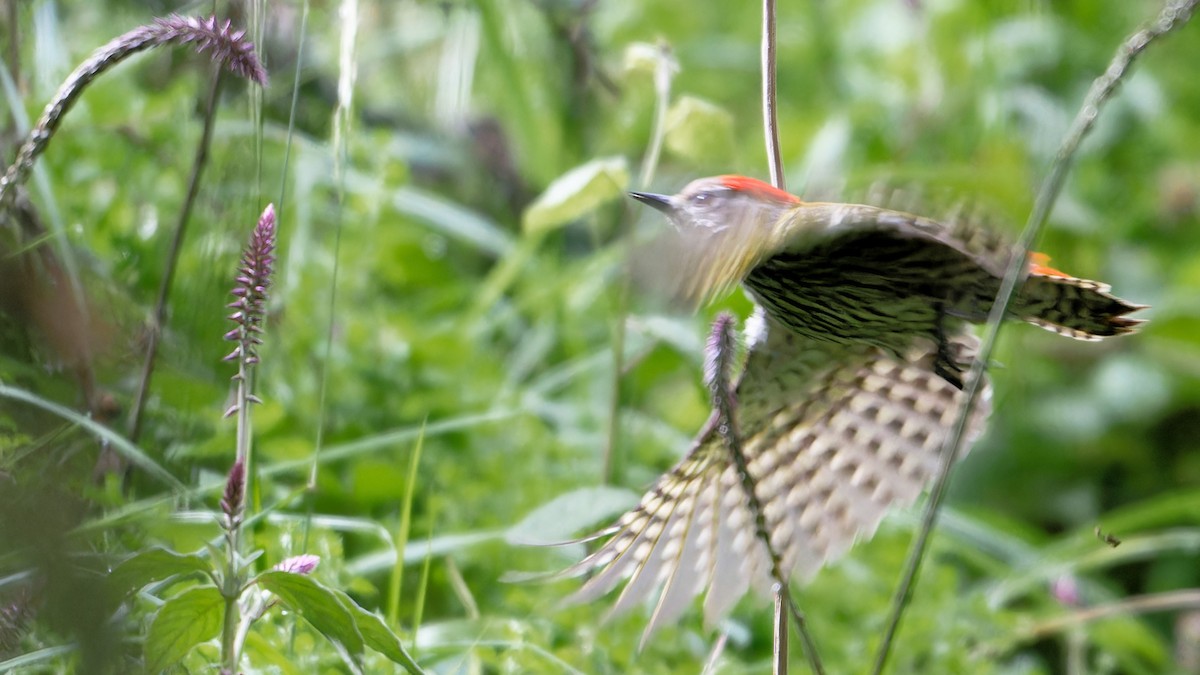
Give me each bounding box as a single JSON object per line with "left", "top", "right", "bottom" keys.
{"left": 1, "top": 0, "right": 1199, "bottom": 672}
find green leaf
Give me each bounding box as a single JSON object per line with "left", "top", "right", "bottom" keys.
{"left": 241, "top": 630, "right": 305, "bottom": 675}
{"left": 664, "top": 96, "right": 735, "bottom": 164}
{"left": 256, "top": 570, "right": 365, "bottom": 660}
{"left": 332, "top": 588, "right": 426, "bottom": 674}
{"left": 256, "top": 570, "right": 424, "bottom": 672}
{"left": 109, "top": 547, "right": 213, "bottom": 596}
{"left": 0, "top": 646, "right": 76, "bottom": 672}
{"left": 521, "top": 157, "right": 629, "bottom": 234}
{"left": 506, "top": 486, "right": 639, "bottom": 546}
{"left": 392, "top": 186, "right": 514, "bottom": 256}
{"left": 1091, "top": 614, "right": 1170, "bottom": 671}
{"left": 145, "top": 586, "right": 223, "bottom": 673}
{"left": 0, "top": 382, "right": 184, "bottom": 490}
{"left": 344, "top": 531, "right": 504, "bottom": 576}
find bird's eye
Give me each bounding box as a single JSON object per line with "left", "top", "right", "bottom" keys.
{"left": 691, "top": 191, "right": 716, "bottom": 208}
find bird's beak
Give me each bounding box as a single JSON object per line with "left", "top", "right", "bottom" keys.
{"left": 629, "top": 191, "right": 675, "bottom": 214}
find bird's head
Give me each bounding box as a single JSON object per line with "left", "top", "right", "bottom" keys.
{"left": 629, "top": 175, "right": 800, "bottom": 234}
{"left": 628, "top": 176, "right": 802, "bottom": 307}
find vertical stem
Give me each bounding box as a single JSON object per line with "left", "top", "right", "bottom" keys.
{"left": 773, "top": 589, "right": 788, "bottom": 675}
{"left": 223, "top": 350, "right": 251, "bottom": 672}
{"left": 709, "top": 316, "right": 824, "bottom": 674}
{"left": 388, "top": 423, "right": 426, "bottom": 627}
{"left": 128, "top": 69, "right": 224, "bottom": 444}
{"left": 235, "top": 361, "right": 251, "bottom": 474}
{"left": 762, "top": 0, "right": 784, "bottom": 190}
{"left": 761, "top": 0, "right": 823, "bottom": 671}
{"left": 3, "top": 0, "right": 19, "bottom": 93}
{"left": 637, "top": 42, "right": 674, "bottom": 190}
{"left": 220, "top": 559, "right": 240, "bottom": 671}
{"left": 220, "top": 460, "right": 245, "bottom": 672}
{"left": 603, "top": 43, "right": 674, "bottom": 484}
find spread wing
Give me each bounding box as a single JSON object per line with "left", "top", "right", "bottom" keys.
{"left": 635, "top": 200, "right": 1013, "bottom": 310}
{"left": 556, "top": 313, "right": 992, "bottom": 644}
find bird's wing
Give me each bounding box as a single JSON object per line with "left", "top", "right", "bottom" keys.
{"left": 558, "top": 313, "right": 992, "bottom": 643}
{"left": 636, "top": 201, "right": 1014, "bottom": 310}
{"left": 774, "top": 202, "right": 1012, "bottom": 276}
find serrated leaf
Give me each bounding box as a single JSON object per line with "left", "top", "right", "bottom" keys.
{"left": 109, "top": 547, "right": 212, "bottom": 596}
{"left": 664, "top": 96, "right": 735, "bottom": 164}
{"left": 522, "top": 157, "right": 629, "bottom": 234}
{"left": 332, "top": 588, "right": 426, "bottom": 674}
{"left": 256, "top": 570, "right": 365, "bottom": 660}
{"left": 145, "top": 586, "right": 223, "bottom": 673}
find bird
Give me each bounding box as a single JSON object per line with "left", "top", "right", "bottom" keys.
{"left": 629, "top": 175, "right": 1145, "bottom": 389}
{"left": 555, "top": 175, "right": 1147, "bottom": 642}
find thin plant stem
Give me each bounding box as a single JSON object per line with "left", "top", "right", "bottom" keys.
{"left": 1015, "top": 589, "right": 1200, "bottom": 643}
{"left": 276, "top": 0, "right": 309, "bottom": 207}
{"left": 388, "top": 422, "right": 426, "bottom": 627}
{"left": 762, "top": 0, "right": 784, "bottom": 190}
{"left": 1065, "top": 628, "right": 1085, "bottom": 675}
{"left": 220, "top": 537, "right": 241, "bottom": 671}
{"left": 701, "top": 631, "right": 730, "bottom": 675}
{"left": 234, "top": 346, "right": 252, "bottom": 472}
{"left": 870, "top": 2, "right": 1199, "bottom": 672}
{"left": 128, "top": 69, "right": 224, "bottom": 445}
{"left": 411, "top": 508, "right": 436, "bottom": 654}
{"left": 636, "top": 42, "right": 674, "bottom": 190}
{"left": 602, "top": 43, "right": 675, "bottom": 484}
{"left": 219, "top": 202, "right": 275, "bottom": 670}
{"left": 220, "top": 459, "right": 247, "bottom": 671}
{"left": 761, "top": 0, "right": 788, "bottom": 664}
{"left": 708, "top": 315, "right": 824, "bottom": 675}
{"left": 4, "top": 1, "right": 19, "bottom": 104}
{"left": 760, "top": 1, "right": 826, "bottom": 670}
{"left": 307, "top": 0, "right": 358, "bottom": 491}
{"left": 294, "top": 3, "right": 356, "bottom": 653}
{"left": 773, "top": 590, "right": 788, "bottom": 675}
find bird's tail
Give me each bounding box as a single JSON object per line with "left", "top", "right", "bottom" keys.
{"left": 1015, "top": 253, "right": 1147, "bottom": 340}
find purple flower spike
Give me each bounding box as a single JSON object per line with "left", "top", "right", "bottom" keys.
{"left": 225, "top": 205, "right": 276, "bottom": 373}
{"left": 221, "top": 458, "right": 245, "bottom": 521}
{"left": 150, "top": 15, "right": 268, "bottom": 85}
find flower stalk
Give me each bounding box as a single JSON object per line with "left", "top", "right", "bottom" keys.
{"left": 218, "top": 204, "right": 276, "bottom": 672}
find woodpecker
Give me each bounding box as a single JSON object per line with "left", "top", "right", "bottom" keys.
{"left": 558, "top": 175, "right": 1146, "bottom": 643}
{"left": 630, "top": 175, "right": 1144, "bottom": 388}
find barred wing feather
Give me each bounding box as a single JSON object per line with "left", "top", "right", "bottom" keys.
{"left": 560, "top": 317, "right": 992, "bottom": 642}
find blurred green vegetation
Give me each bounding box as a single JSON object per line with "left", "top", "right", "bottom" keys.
{"left": 1, "top": 0, "right": 1198, "bottom": 672}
